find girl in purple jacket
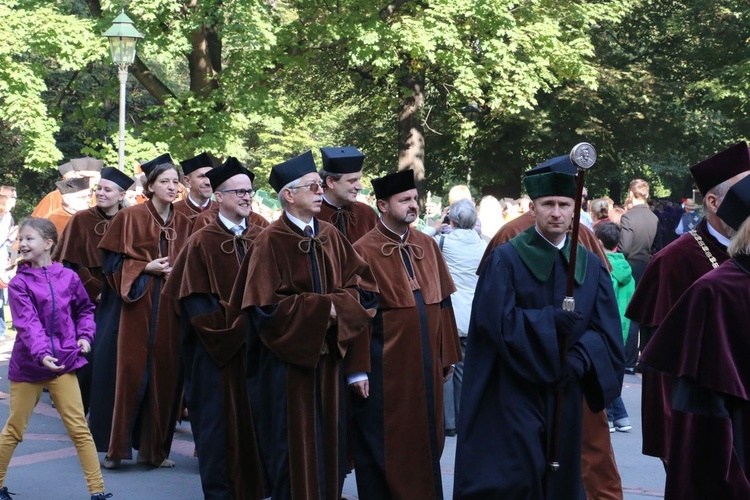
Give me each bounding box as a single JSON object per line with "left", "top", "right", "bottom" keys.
{"left": 0, "top": 218, "right": 111, "bottom": 500}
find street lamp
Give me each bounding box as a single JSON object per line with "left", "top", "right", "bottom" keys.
{"left": 103, "top": 11, "right": 144, "bottom": 171}
{"left": 461, "top": 102, "right": 481, "bottom": 188}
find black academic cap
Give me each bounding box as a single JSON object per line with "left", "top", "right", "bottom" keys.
{"left": 56, "top": 177, "right": 90, "bottom": 195}
{"left": 140, "top": 153, "right": 174, "bottom": 177}
{"left": 320, "top": 147, "right": 365, "bottom": 174}
{"left": 690, "top": 142, "right": 750, "bottom": 197}
{"left": 206, "top": 157, "right": 254, "bottom": 191}
{"left": 525, "top": 155, "right": 577, "bottom": 176}
{"left": 372, "top": 170, "right": 416, "bottom": 200}
{"left": 180, "top": 152, "right": 214, "bottom": 176}
{"left": 100, "top": 167, "right": 135, "bottom": 191}
{"left": 269, "top": 151, "right": 317, "bottom": 193}
{"left": 717, "top": 174, "right": 750, "bottom": 231}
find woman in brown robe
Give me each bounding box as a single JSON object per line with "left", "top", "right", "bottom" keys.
{"left": 89, "top": 156, "right": 191, "bottom": 469}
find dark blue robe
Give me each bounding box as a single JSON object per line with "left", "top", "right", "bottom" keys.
{"left": 454, "top": 229, "right": 624, "bottom": 499}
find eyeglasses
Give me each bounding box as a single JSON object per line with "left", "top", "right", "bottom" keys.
{"left": 219, "top": 188, "right": 255, "bottom": 198}
{"left": 289, "top": 182, "right": 324, "bottom": 192}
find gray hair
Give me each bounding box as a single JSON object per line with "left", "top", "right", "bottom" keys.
{"left": 319, "top": 169, "right": 343, "bottom": 184}
{"left": 448, "top": 199, "right": 477, "bottom": 230}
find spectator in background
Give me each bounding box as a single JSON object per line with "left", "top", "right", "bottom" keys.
{"left": 609, "top": 206, "right": 626, "bottom": 226}
{"left": 0, "top": 189, "right": 17, "bottom": 339}
{"left": 618, "top": 179, "right": 658, "bottom": 374}
{"left": 436, "top": 199, "right": 488, "bottom": 436}
{"left": 478, "top": 195, "right": 504, "bottom": 240}
{"left": 595, "top": 222, "right": 634, "bottom": 434}
{"left": 675, "top": 199, "right": 703, "bottom": 235}
{"left": 580, "top": 187, "right": 594, "bottom": 230}
{"left": 590, "top": 198, "right": 611, "bottom": 227}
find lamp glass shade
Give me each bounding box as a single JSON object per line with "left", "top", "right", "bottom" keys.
{"left": 109, "top": 36, "right": 139, "bottom": 65}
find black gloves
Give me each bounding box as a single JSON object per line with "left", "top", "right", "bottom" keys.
{"left": 556, "top": 348, "right": 589, "bottom": 391}
{"left": 553, "top": 308, "right": 584, "bottom": 338}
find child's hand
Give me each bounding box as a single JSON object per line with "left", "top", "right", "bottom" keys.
{"left": 78, "top": 339, "right": 91, "bottom": 354}
{"left": 42, "top": 356, "right": 65, "bottom": 372}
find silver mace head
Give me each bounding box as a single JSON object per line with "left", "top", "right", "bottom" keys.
{"left": 570, "top": 143, "right": 597, "bottom": 170}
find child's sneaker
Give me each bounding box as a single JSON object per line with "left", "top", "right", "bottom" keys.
{"left": 614, "top": 418, "right": 632, "bottom": 432}
{"left": 0, "top": 486, "right": 14, "bottom": 500}
{"left": 608, "top": 420, "right": 615, "bottom": 433}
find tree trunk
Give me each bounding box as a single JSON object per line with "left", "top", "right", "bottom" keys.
{"left": 397, "top": 63, "right": 426, "bottom": 198}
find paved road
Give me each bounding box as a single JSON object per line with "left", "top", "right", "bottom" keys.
{"left": 0, "top": 335, "right": 664, "bottom": 499}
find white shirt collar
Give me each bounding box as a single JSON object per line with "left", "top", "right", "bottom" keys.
{"left": 380, "top": 219, "right": 407, "bottom": 241}
{"left": 188, "top": 193, "right": 211, "bottom": 208}
{"left": 322, "top": 194, "right": 342, "bottom": 209}
{"left": 285, "top": 211, "right": 314, "bottom": 235}
{"left": 218, "top": 212, "right": 245, "bottom": 232}
{"left": 535, "top": 226, "right": 567, "bottom": 249}
{"left": 706, "top": 220, "right": 731, "bottom": 248}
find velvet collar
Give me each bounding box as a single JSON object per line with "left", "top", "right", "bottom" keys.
{"left": 509, "top": 226, "right": 587, "bottom": 285}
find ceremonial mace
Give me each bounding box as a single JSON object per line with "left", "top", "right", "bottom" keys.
{"left": 548, "top": 143, "right": 597, "bottom": 472}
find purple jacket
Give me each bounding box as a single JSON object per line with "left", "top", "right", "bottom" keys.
{"left": 8, "top": 262, "right": 95, "bottom": 382}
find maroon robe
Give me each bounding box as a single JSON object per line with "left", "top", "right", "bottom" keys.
{"left": 641, "top": 256, "right": 750, "bottom": 498}
{"left": 479, "top": 210, "right": 622, "bottom": 499}
{"left": 163, "top": 217, "right": 266, "bottom": 499}
{"left": 53, "top": 206, "right": 114, "bottom": 301}
{"left": 350, "top": 221, "right": 461, "bottom": 499}
{"left": 96, "top": 200, "right": 191, "bottom": 465}
{"left": 230, "top": 214, "right": 377, "bottom": 500}
{"left": 626, "top": 218, "right": 728, "bottom": 459}
{"left": 191, "top": 205, "right": 270, "bottom": 233}
{"left": 318, "top": 199, "right": 379, "bottom": 243}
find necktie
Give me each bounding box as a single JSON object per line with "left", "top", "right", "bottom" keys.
{"left": 232, "top": 225, "right": 245, "bottom": 261}
{"left": 304, "top": 225, "right": 314, "bottom": 238}
{"left": 232, "top": 225, "right": 244, "bottom": 236}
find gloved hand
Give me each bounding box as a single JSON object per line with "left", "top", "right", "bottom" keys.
{"left": 553, "top": 308, "right": 584, "bottom": 338}
{"left": 555, "top": 349, "right": 588, "bottom": 391}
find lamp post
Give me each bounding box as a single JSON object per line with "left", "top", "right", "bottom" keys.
{"left": 461, "top": 102, "right": 481, "bottom": 189}
{"left": 103, "top": 11, "right": 143, "bottom": 171}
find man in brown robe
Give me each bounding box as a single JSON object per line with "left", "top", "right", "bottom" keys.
{"left": 349, "top": 169, "right": 462, "bottom": 500}
{"left": 318, "top": 146, "right": 379, "bottom": 243}
{"left": 32, "top": 157, "right": 102, "bottom": 218}
{"left": 626, "top": 141, "right": 750, "bottom": 467}
{"left": 174, "top": 152, "right": 216, "bottom": 223}
{"left": 53, "top": 167, "right": 133, "bottom": 413}
{"left": 230, "top": 151, "right": 378, "bottom": 500}
{"left": 191, "top": 200, "right": 270, "bottom": 232}
{"left": 46, "top": 177, "right": 92, "bottom": 237}
{"left": 164, "top": 157, "right": 266, "bottom": 499}
{"left": 478, "top": 155, "right": 622, "bottom": 500}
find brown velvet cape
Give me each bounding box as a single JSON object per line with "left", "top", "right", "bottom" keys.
{"left": 53, "top": 206, "right": 114, "bottom": 301}
{"left": 477, "top": 210, "right": 623, "bottom": 500}
{"left": 230, "top": 213, "right": 378, "bottom": 500}
{"left": 350, "top": 221, "right": 461, "bottom": 499}
{"left": 191, "top": 205, "right": 270, "bottom": 233}
{"left": 173, "top": 196, "right": 216, "bottom": 224}
{"left": 94, "top": 200, "right": 191, "bottom": 464}
{"left": 31, "top": 190, "right": 62, "bottom": 218}
{"left": 641, "top": 257, "right": 750, "bottom": 498}
{"left": 163, "top": 217, "right": 266, "bottom": 499}
{"left": 318, "top": 199, "right": 379, "bottom": 243}
{"left": 626, "top": 218, "right": 729, "bottom": 459}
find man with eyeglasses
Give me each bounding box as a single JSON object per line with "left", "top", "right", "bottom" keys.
{"left": 318, "top": 147, "right": 379, "bottom": 243}
{"left": 230, "top": 150, "right": 378, "bottom": 500}
{"left": 349, "top": 169, "right": 461, "bottom": 500}
{"left": 32, "top": 158, "right": 103, "bottom": 218}
{"left": 164, "top": 157, "right": 266, "bottom": 499}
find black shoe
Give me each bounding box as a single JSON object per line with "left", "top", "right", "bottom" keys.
{"left": 445, "top": 428, "right": 457, "bottom": 437}
{"left": 0, "top": 486, "right": 14, "bottom": 500}
{"left": 91, "top": 494, "right": 113, "bottom": 500}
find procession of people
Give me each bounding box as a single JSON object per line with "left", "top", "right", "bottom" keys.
{"left": 0, "top": 140, "right": 749, "bottom": 500}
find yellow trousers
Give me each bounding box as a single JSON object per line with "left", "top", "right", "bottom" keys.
{"left": 0, "top": 372, "right": 104, "bottom": 494}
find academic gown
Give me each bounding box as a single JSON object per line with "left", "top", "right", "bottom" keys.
{"left": 173, "top": 196, "right": 216, "bottom": 224}
{"left": 318, "top": 199, "right": 379, "bottom": 243}
{"left": 478, "top": 210, "right": 622, "bottom": 499}
{"left": 191, "top": 205, "right": 270, "bottom": 233}
{"left": 640, "top": 255, "right": 750, "bottom": 499}
{"left": 46, "top": 206, "right": 74, "bottom": 237}
{"left": 625, "top": 218, "right": 728, "bottom": 459}
{"left": 230, "top": 214, "right": 378, "bottom": 500}
{"left": 53, "top": 205, "right": 117, "bottom": 413}
{"left": 31, "top": 190, "right": 62, "bottom": 218}
{"left": 454, "top": 228, "right": 624, "bottom": 499}
{"left": 350, "top": 221, "right": 461, "bottom": 500}
{"left": 89, "top": 200, "right": 191, "bottom": 465}
{"left": 163, "top": 217, "right": 266, "bottom": 500}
